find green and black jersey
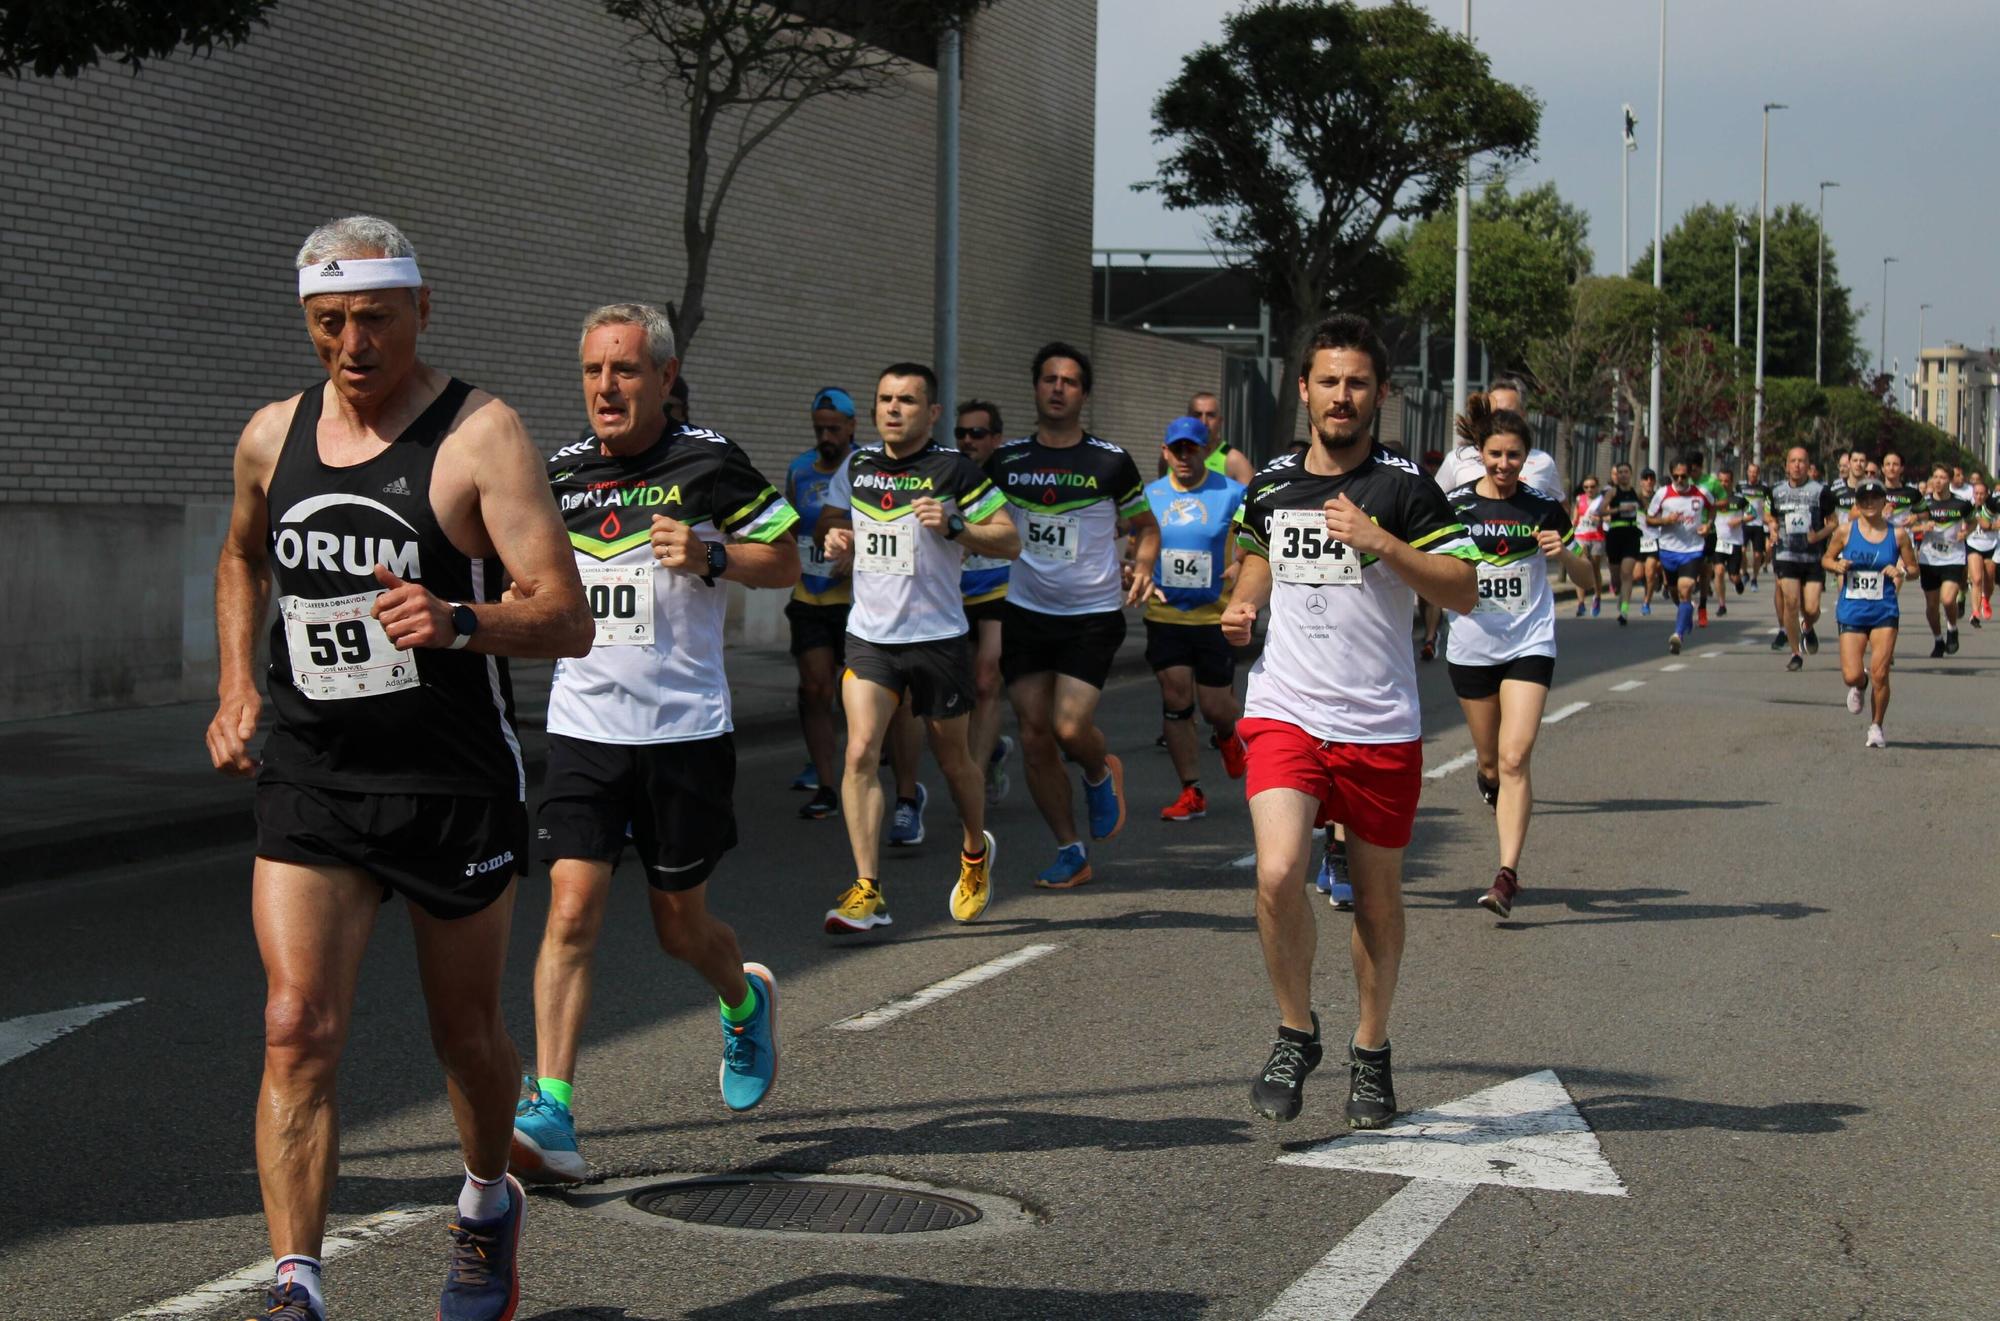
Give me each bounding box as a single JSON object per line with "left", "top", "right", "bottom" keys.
{"left": 986, "top": 435, "right": 1148, "bottom": 615}
{"left": 1915, "top": 495, "right": 1973, "bottom": 567}
{"left": 1441, "top": 481, "right": 1571, "bottom": 665}
{"left": 828, "top": 440, "right": 1007, "bottom": 644}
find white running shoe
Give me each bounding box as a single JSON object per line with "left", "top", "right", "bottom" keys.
{"left": 1865, "top": 724, "right": 1887, "bottom": 749}
{"left": 1845, "top": 686, "right": 1863, "bottom": 715}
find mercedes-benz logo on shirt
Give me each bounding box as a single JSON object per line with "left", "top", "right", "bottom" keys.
{"left": 1305, "top": 593, "right": 1327, "bottom": 614}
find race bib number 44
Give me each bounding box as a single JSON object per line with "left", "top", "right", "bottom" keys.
{"left": 1268, "top": 508, "right": 1360, "bottom": 586}
{"left": 1473, "top": 561, "right": 1533, "bottom": 614}
{"left": 1783, "top": 509, "right": 1810, "bottom": 536}
{"left": 580, "top": 561, "right": 654, "bottom": 646}
{"left": 855, "top": 522, "right": 916, "bottom": 576}
{"left": 281, "top": 591, "right": 418, "bottom": 701}
{"left": 1023, "top": 511, "right": 1080, "bottom": 563}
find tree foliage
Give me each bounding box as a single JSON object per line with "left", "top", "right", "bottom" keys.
{"left": 1823, "top": 385, "right": 1990, "bottom": 478}
{"left": 1146, "top": 0, "right": 1539, "bottom": 441}
{"left": 1631, "top": 201, "right": 1863, "bottom": 385}
{"left": 1660, "top": 325, "right": 1737, "bottom": 458}
{"left": 607, "top": 0, "right": 991, "bottom": 353}
{"left": 1474, "top": 179, "right": 1592, "bottom": 283}
{"left": 2, "top": 0, "right": 276, "bottom": 78}
{"left": 1394, "top": 213, "right": 1568, "bottom": 374}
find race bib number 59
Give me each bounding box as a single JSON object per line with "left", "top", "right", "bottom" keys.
{"left": 1269, "top": 508, "right": 1360, "bottom": 586}
{"left": 281, "top": 591, "right": 418, "bottom": 701}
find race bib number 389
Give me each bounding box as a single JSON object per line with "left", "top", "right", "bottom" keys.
{"left": 281, "top": 591, "right": 417, "bottom": 701}
{"left": 1268, "top": 508, "right": 1360, "bottom": 586}
{"left": 1473, "top": 561, "right": 1533, "bottom": 614}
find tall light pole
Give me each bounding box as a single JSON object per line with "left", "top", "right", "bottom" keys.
{"left": 1621, "top": 104, "right": 1637, "bottom": 271}
{"left": 933, "top": 23, "right": 962, "bottom": 421}
{"left": 1451, "top": 0, "right": 1473, "bottom": 426}
{"left": 1878, "top": 256, "right": 1897, "bottom": 384}
{"left": 1753, "top": 101, "right": 1786, "bottom": 470}
{"left": 1916, "top": 303, "right": 1931, "bottom": 419}
{"left": 1814, "top": 180, "right": 1839, "bottom": 385}
{"left": 1647, "top": 0, "right": 1667, "bottom": 474}
{"left": 1733, "top": 214, "right": 1745, "bottom": 349}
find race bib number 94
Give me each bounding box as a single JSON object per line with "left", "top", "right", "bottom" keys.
{"left": 281, "top": 591, "right": 417, "bottom": 701}
{"left": 1268, "top": 508, "right": 1360, "bottom": 586}
{"left": 1160, "top": 548, "right": 1213, "bottom": 589}
{"left": 1473, "top": 561, "right": 1533, "bottom": 614}
{"left": 580, "top": 561, "right": 654, "bottom": 646}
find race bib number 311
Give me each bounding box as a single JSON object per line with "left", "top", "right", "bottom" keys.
{"left": 855, "top": 522, "right": 915, "bottom": 576}
{"left": 281, "top": 591, "right": 417, "bottom": 701}
{"left": 1268, "top": 508, "right": 1360, "bottom": 586}
{"left": 581, "top": 561, "right": 654, "bottom": 646}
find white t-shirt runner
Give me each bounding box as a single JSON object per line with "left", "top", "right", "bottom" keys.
{"left": 985, "top": 435, "right": 1148, "bottom": 615}
{"left": 1442, "top": 482, "right": 1572, "bottom": 666}
{"left": 1646, "top": 484, "right": 1713, "bottom": 556}
{"left": 1435, "top": 444, "right": 1559, "bottom": 496}
{"left": 1237, "top": 446, "right": 1478, "bottom": 744}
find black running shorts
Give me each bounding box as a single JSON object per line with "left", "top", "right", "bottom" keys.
{"left": 1744, "top": 525, "right": 1767, "bottom": 551}
{"left": 256, "top": 781, "right": 527, "bottom": 920}
{"left": 1603, "top": 528, "right": 1642, "bottom": 564}
{"left": 845, "top": 633, "right": 974, "bottom": 719}
{"left": 1918, "top": 563, "right": 1967, "bottom": 592}
{"left": 1001, "top": 603, "right": 1127, "bottom": 689}
{"left": 964, "top": 595, "right": 1009, "bottom": 627}
{"left": 1774, "top": 559, "right": 1825, "bottom": 585}
{"left": 785, "top": 600, "right": 850, "bottom": 660}
{"left": 1447, "top": 653, "right": 1555, "bottom": 700}
{"left": 1144, "top": 619, "right": 1236, "bottom": 688}
{"left": 535, "top": 733, "right": 738, "bottom": 890}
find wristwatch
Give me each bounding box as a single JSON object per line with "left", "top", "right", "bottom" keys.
{"left": 447, "top": 602, "right": 478, "bottom": 650}
{"left": 945, "top": 513, "right": 967, "bottom": 540}
{"left": 702, "top": 540, "right": 728, "bottom": 584}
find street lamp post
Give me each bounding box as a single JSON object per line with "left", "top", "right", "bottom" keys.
{"left": 1451, "top": 0, "right": 1472, "bottom": 426}
{"left": 1916, "top": 303, "right": 1931, "bottom": 419}
{"left": 1815, "top": 180, "right": 1839, "bottom": 386}
{"left": 1878, "top": 256, "right": 1897, "bottom": 385}
{"left": 1753, "top": 102, "right": 1786, "bottom": 471}
{"left": 1647, "top": 0, "right": 1667, "bottom": 474}
{"left": 1733, "top": 215, "right": 1745, "bottom": 350}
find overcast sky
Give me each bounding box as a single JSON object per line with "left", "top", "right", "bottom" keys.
{"left": 1095, "top": 0, "right": 1999, "bottom": 381}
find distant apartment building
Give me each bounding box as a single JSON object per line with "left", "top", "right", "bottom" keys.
{"left": 1914, "top": 343, "right": 1999, "bottom": 471}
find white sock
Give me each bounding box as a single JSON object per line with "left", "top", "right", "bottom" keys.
{"left": 274, "top": 1256, "right": 325, "bottom": 1314}
{"left": 458, "top": 1167, "right": 510, "bottom": 1221}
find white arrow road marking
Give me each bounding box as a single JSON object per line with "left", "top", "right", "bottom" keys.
{"left": 830, "top": 944, "right": 1059, "bottom": 1031}
{"left": 1541, "top": 701, "right": 1590, "bottom": 724}
{"left": 117, "top": 1205, "right": 431, "bottom": 1319}
{"left": 1263, "top": 1070, "right": 1624, "bottom": 1320}
{"left": 1609, "top": 679, "right": 1646, "bottom": 692}
{"left": 0, "top": 998, "right": 142, "bottom": 1069}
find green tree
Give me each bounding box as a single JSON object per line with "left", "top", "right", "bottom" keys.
{"left": 1475, "top": 179, "right": 1593, "bottom": 283}
{"left": 1523, "top": 315, "right": 1611, "bottom": 470}
{"left": 1146, "top": 0, "right": 1538, "bottom": 442}
{"left": 1631, "top": 201, "right": 1863, "bottom": 385}
{"left": 1393, "top": 213, "right": 1569, "bottom": 374}
{"left": 1571, "top": 275, "right": 1668, "bottom": 465}
{"left": 1823, "top": 386, "right": 1989, "bottom": 478}
{"left": 608, "top": 0, "right": 991, "bottom": 353}
{"left": 1661, "top": 325, "right": 1737, "bottom": 458}
{"left": 1756, "top": 376, "right": 1828, "bottom": 458}
{"left": 2, "top": 0, "right": 275, "bottom": 78}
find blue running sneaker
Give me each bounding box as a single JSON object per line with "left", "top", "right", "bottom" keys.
{"left": 789, "top": 762, "right": 818, "bottom": 792}
{"left": 1084, "top": 753, "right": 1127, "bottom": 840}
{"left": 1322, "top": 843, "right": 1353, "bottom": 910}
{"left": 510, "top": 1077, "right": 584, "bottom": 1184}
{"left": 250, "top": 1282, "right": 323, "bottom": 1320}
{"left": 721, "top": 963, "right": 779, "bottom": 1112}
{"left": 1034, "top": 842, "right": 1093, "bottom": 889}
{"left": 440, "top": 1173, "right": 525, "bottom": 1321}
{"left": 888, "top": 782, "right": 928, "bottom": 846}
{"left": 1313, "top": 851, "right": 1334, "bottom": 895}
{"left": 1640, "top": 602, "right": 1651, "bottom": 616}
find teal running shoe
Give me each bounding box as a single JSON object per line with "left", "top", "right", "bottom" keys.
{"left": 510, "top": 1078, "right": 584, "bottom": 1184}
{"left": 721, "top": 963, "right": 779, "bottom": 1112}
{"left": 1084, "top": 754, "right": 1126, "bottom": 840}
{"left": 1033, "top": 842, "right": 1092, "bottom": 890}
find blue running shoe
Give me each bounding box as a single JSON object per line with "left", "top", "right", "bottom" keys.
{"left": 1034, "top": 842, "right": 1093, "bottom": 889}
{"left": 888, "top": 782, "right": 928, "bottom": 846}
{"left": 1322, "top": 843, "right": 1353, "bottom": 910}
{"left": 1313, "top": 851, "right": 1334, "bottom": 895}
{"left": 1640, "top": 602, "right": 1651, "bottom": 616}
{"left": 1590, "top": 599, "right": 1601, "bottom": 617}
{"left": 1084, "top": 753, "right": 1127, "bottom": 840}
{"left": 789, "top": 762, "right": 818, "bottom": 792}
{"left": 440, "top": 1173, "right": 524, "bottom": 1321}
{"left": 721, "top": 963, "right": 779, "bottom": 1112}
{"left": 250, "top": 1282, "right": 323, "bottom": 1320}
{"left": 510, "top": 1077, "right": 584, "bottom": 1184}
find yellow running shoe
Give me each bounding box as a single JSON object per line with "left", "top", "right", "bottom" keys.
{"left": 950, "top": 831, "right": 996, "bottom": 923}
{"left": 824, "top": 880, "right": 891, "bottom": 935}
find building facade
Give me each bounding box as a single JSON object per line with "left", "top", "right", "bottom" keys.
{"left": 1914, "top": 344, "right": 1998, "bottom": 472}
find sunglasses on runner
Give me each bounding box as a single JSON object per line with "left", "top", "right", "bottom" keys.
{"left": 954, "top": 426, "right": 995, "bottom": 441}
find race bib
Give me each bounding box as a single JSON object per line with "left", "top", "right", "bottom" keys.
{"left": 1846, "top": 570, "right": 1884, "bottom": 601}
{"left": 580, "top": 561, "right": 654, "bottom": 647}
{"left": 799, "top": 534, "right": 839, "bottom": 580}
{"left": 1783, "top": 509, "right": 1810, "bottom": 536}
{"left": 281, "top": 591, "right": 418, "bottom": 701}
{"left": 1160, "top": 548, "right": 1213, "bottom": 590}
{"left": 854, "top": 521, "right": 915, "bottom": 576}
{"left": 1269, "top": 508, "right": 1360, "bottom": 586}
{"left": 1023, "top": 511, "right": 1080, "bottom": 563}
{"left": 1473, "top": 561, "right": 1533, "bottom": 615}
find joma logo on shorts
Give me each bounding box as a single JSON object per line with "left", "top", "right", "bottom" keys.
{"left": 464, "top": 851, "right": 515, "bottom": 877}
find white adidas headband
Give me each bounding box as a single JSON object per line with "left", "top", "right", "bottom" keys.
{"left": 297, "top": 256, "right": 424, "bottom": 300}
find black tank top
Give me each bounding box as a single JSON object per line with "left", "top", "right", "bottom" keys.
{"left": 259, "top": 378, "right": 524, "bottom": 799}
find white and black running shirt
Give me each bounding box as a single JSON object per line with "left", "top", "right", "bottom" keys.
{"left": 1968, "top": 493, "right": 2000, "bottom": 553}
{"left": 986, "top": 435, "right": 1148, "bottom": 615}
{"left": 1917, "top": 496, "right": 1973, "bottom": 566}
{"left": 1768, "top": 479, "right": 1836, "bottom": 563}
{"left": 1236, "top": 446, "right": 1477, "bottom": 744}
{"left": 546, "top": 425, "right": 797, "bottom": 745}
{"left": 1443, "top": 482, "right": 1571, "bottom": 666}
{"left": 827, "top": 441, "right": 1007, "bottom": 644}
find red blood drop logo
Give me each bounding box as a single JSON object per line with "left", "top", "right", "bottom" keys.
{"left": 600, "top": 511, "right": 622, "bottom": 539}
{"left": 881, "top": 491, "right": 895, "bottom": 511}
{"left": 1041, "top": 486, "right": 1056, "bottom": 505}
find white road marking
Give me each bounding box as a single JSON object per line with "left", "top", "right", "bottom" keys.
{"left": 1232, "top": 826, "right": 1324, "bottom": 870}
{"left": 1541, "top": 701, "right": 1590, "bottom": 724}
{"left": 830, "top": 944, "right": 1060, "bottom": 1031}
{"left": 1661, "top": 662, "right": 1688, "bottom": 671}
{"left": 117, "top": 1204, "right": 431, "bottom": 1319}
{"left": 1264, "top": 1070, "right": 1625, "bottom": 1320}
{"left": 1700, "top": 649, "right": 1724, "bottom": 658}
{"left": 0, "top": 998, "right": 142, "bottom": 1069}
{"left": 1609, "top": 680, "right": 1646, "bottom": 692}
{"left": 1422, "top": 750, "right": 1478, "bottom": 781}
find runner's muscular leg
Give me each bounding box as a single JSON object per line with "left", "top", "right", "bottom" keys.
{"left": 1457, "top": 693, "right": 1501, "bottom": 785}
{"left": 1494, "top": 678, "right": 1550, "bottom": 871}
{"left": 1249, "top": 788, "right": 1320, "bottom": 1034}
{"left": 1157, "top": 665, "right": 1200, "bottom": 783}
{"left": 533, "top": 858, "right": 614, "bottom": 1084}
{"left": 410, "top": 885, "right": 522, "bottom": 1185}
{"left": 1009, "top": 672, "right": 1078, "bottom": 844}
{"left": 925, "top": 712, "right": 986, "bottom": 852}
{"left": 840, "top": 673, "right": 903, "bottom": 878}
{"left": 1346, "top": 835, "right": 1407, "bottom": 1051}
{"left": 1051, "top": 674, "right": 1109, "bottom": 778}
{"left": 253, "top": 859, "right": 381, "bottom": 1259}
{"left": 648, "top": 881, "right": 749, "bottom": 1005}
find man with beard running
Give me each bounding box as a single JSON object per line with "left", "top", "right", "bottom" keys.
{"left": 1766, "top": 445, "right": 1838, "bottom": 671}
{"left": 1223, "top": 314, "right": 1477, "bottom": 1131}
{"left": 1643, "top": 458, "right": 1713, "bottom": 655}
{"left": 1909, "top": 464, "right": 1973, "bottom": 656}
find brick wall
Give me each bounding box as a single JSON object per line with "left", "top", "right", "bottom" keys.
{"left": 1087, "top": 325, "right": 1228, "bottom": 456}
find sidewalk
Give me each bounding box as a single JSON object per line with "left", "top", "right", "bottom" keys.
{"left": 0, "top": 633, "right": 1154, "bottom": 885}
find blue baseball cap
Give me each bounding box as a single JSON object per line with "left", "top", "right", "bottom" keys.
{"left": 811, "top": 386, "right": 855, "bottom": 418}
{"left": 1163, "top": 415, "right": 1212, "bottom": 448}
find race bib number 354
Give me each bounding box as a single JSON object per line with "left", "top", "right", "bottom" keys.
{"left": 1268, "top": 508, "right": 1360, "bottom": 586}
{"left": 281, "top": 591, "right": 418, "bottom": 701}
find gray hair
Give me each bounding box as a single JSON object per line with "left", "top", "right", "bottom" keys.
{"left": 295, "top": 214, "right": 419, "bottom": 268}
{"left": 580, "top": 302, "right": 677, "bottom": 369}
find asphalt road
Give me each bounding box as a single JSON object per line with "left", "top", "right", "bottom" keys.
{"left": 2, "top": 591, "right": 1994, "bottom": 1320}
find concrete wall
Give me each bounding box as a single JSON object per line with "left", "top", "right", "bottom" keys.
{"left": 1086, "top": 326, "right": 1228, "bottom": 457}
{"left": 0, "top": 0, "right": 1096, "bottom": 717}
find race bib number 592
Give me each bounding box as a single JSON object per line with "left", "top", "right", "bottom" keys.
{"left": 1268, "top": 508, "right": 1360, "bottom": 586}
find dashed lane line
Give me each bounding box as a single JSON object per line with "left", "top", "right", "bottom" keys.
{"left": 117, "top": 1205, "right": 431, "bottom": 1319}
{"left": 1701, "top": 649, "right": 1725, "bottom": 658}
{"left": 1422, "top": 750, "right": 1479, "bottom": 782}
{"left": 1541, "top": 701, "right": 1590, "bottom": 724}
{"left": 829, "top": 943, "right": 1061, "bottom": 1031}
{"left": 1609, "top": 680, "right": 1646, "bottom": 692}
{"left": 1661, "top": 663, "right": 1688, "bottom": 672}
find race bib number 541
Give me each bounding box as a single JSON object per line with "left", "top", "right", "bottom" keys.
{"left": 281, "top": 591, "right": 418, "bottom": 701}
{"left": 1269, "top": 508, "right": 1360, "bottom": 586}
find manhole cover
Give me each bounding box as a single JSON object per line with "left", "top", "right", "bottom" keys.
{"left": 629, "top": 1178, "right": 981, "bottom": 1234}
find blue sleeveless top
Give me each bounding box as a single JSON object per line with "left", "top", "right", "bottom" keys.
{"left": 1836, "top": 522, "right": 1900, "bottom": 630}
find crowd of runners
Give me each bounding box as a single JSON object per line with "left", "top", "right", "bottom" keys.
{"left": 206, "top": 216, "right": 1992, "bottom": 1321}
